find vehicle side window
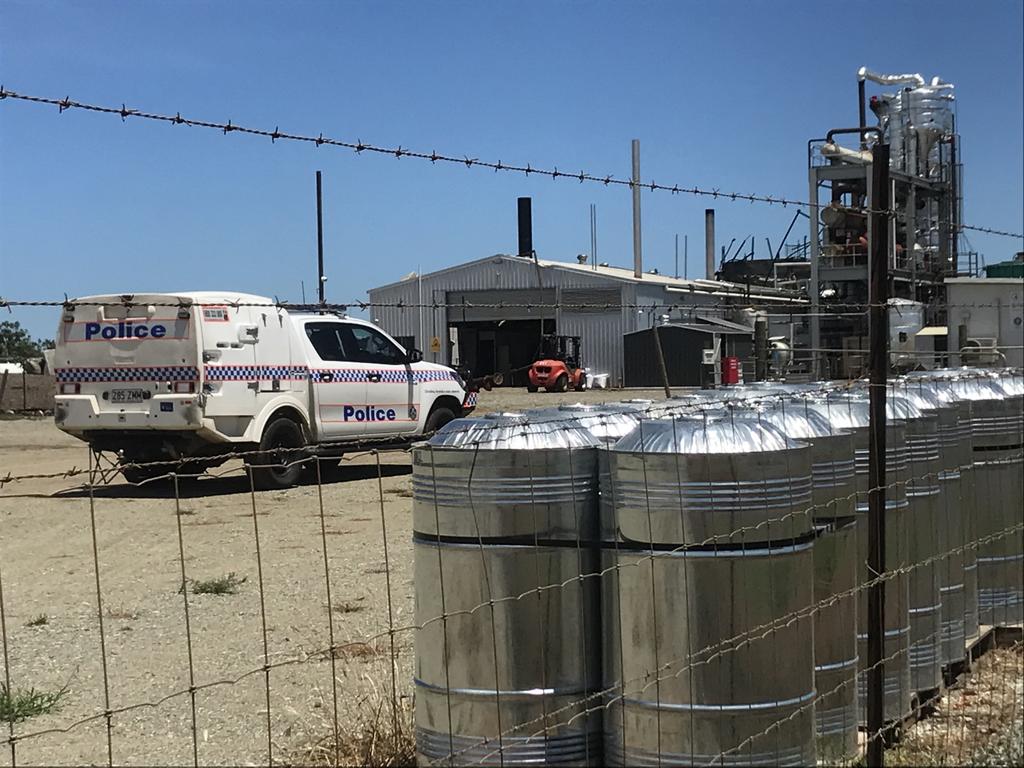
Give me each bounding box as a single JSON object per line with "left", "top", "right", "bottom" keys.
{"left": 305, "top": 322, "right": 349, "bottom": 362}
{"left": 346, "top": 326, "right": 406, "bottom": 365}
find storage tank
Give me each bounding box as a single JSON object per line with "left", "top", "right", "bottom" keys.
{"left": 412, "top": 413, "right": 603, "bottom": 765}
{"left": 887, "top": 394, "right": 944, "bottom": 696}
{"left": 524, "top": 403, "right": 643, "bottom": 446}
{"left": 896, "top": 379, "right": 967, "bottom": 665}
{"left": 802, "top": 392, "right": 913, "bottom": 722}
{"left": 906, "top": 371, "right": 980, "bottom": 645}
{"left": 948, "top": 372, "right": 1024, "bottom": 626}
{"left": 602, "top": 415, "right": 816, "bottom": 766}
{"left": 738, "top": 401, "right": 859, "bottom": 762}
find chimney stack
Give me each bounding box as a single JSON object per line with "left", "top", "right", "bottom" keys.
{"left": 705, "top": 209, "right": 716, "bottom": 280}
{"left": 517, "top": 197, "right": 533, "bottom": 258}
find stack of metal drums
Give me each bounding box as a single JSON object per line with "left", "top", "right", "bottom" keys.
{"left": 601, "top": 415, "right": 817, "bottom": 766}
{"left": 745, "top": 398, "right": 860, "bottom": 762}
{"left": 412, "top": 412, "right": 603, "bottom": 765}
{"left": 803, "top": 391, "right": 913, "bottom": 722}
{"left": 897, "top": 379, "right": 968, "bottom": 668}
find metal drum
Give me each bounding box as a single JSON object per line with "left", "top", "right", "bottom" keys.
{"left": 745, "top": 402, "right": 858, "bottom": 762}
{"left": 888, "top": 394, "right": 943, "bottom": 695}
{"left": 602, "top": 416, "right": 816, "bottom": 766}
{"left": 803, "top": 393, "right": 913, "bottom": 723}
{"left": 909, "top": 371, "right": 980, "bottom": 645}
{"left": 412, "top": 413, "right": 603, "bottom": 766}
{"left": 525, "top": 403, "right": 643, "bottom": 446}
{"left": 950, "top": 373, "right": 1024, "bottom": 626}
{"left": 898, "top": 379, "right": 967, "bottom": 665}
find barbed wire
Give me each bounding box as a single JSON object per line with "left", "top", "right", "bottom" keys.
{"left": 3, "top": 88, "right": 1022, "bottom": 240}
{"left": 1, "top": 372, "right": 1019, "bottom": 763}
{"left": 5, "top": 296, "right": 1024, "bottom": 313}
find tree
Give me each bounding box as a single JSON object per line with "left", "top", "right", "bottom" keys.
{"left": 0, "top": 321, "right": 51, "bottom": 362}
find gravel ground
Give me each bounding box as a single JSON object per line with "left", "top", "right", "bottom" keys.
{"left": 0, "top": 387, "right": 671, "bottom": 766}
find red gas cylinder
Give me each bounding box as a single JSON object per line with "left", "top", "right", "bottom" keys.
{"left": 721, "top": 356, "right": 741, "bottom": 385}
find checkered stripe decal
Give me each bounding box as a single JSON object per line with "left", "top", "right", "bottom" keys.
{"left": 310, "top": 368, "right": 461, "bottom": 384}
{"left": 463, "top": 392, "right": 478, "bottom": 408}
{"left": 205, "top": 365, "right": 308, "bottom": 381}
{"left": 55, "top": 366, "right": 199, "bottom": 383}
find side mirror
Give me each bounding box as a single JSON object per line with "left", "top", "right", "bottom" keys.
{"left": 406, "top": 348, "right": 423, "bottom": 364}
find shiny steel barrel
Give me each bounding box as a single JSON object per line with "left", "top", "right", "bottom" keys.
{"left": 888, "top": 394, "right": 943, "bottom": 694}
{"left": 803, "top": 393, "right": 913, "bottom": 722}
{"left": 602, "top": 417, "right": 816, "bottom": 766}
{"left": 898, "top": 379, "right": 967, "bottom": 665}
{"left": 412, "top": 413, "right": 602, "bottom": 766}
{"left": 525, "top": 403, "right": 643, "bottom": 446}
{"left": 950, "top": 373, "right": 1024, "bottom": 626}
{"left": 909, "top": 371, "right": 980, "bottom": 644}
{"left": 740, "top": 402, "right": 857, "bottom": 761}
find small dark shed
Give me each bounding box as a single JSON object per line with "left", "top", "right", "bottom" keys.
{"left": 623, "top": 321, "right": 754, "bottom": 387}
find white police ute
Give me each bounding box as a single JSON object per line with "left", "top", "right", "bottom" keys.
{"left": 53, "top": 292, "right": 474, "bottom": 488}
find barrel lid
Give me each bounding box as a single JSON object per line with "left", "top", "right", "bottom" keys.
{"left": 611, "top": 414, "right": 803, "bottom": 454}
{"left": 427, "top": 411, "right": 600, "bottom": 449}
{"left": 524, "top": 403, "right": 643, "bottom": 443}
{"left": 736, "top": 402, "right": 841, "bottom": 439}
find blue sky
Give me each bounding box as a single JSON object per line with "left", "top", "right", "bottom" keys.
{"left": 2, "top": 0, "right": 1022, "bottom": 339}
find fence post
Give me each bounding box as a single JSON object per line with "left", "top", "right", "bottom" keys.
{"left": 0, "top": 371, "right": 7, "bottom": 410}
{"left": 22, "top": 371, "right": 27, "bottom": 411}
{"left": 866, "top": 141, "right": 891, "bottom": 767}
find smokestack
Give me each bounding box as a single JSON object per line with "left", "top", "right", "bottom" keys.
{"left": 517, "top": 197, "right": 533, "bottom": 258}
{"left": 705, "top": 208, "right": 716, "bottom": 279}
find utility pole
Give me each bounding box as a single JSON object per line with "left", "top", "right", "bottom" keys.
{"left": 675, "top": 234, "right": 679, "bottom": 279}
{"left": 316, "top": 171, "right": 326, "bottom": 305}
{"left": 866, "top": 141, "right": 891, "bottom": 768}
{"left": 632, "top": 140, "right": 642, "bottom": 279}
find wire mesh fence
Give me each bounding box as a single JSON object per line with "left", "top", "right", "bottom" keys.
{"left": 0, "top": 370, "right": 1020, "bottom": 766}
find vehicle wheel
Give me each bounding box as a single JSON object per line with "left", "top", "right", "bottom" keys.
{"left": 554, "top": 374, "right": 569, "bottom": 393}
{"left": 424, "top": 406, "right": 457, "bottom": 434}
{"left": 527, "top": 385, "right": 539, "bottom": 393}
{"left": 575, "top": 375, "right": 587, "bottom": 392}
{"left": 251, "top": 417, "right": 306, "bottom": 490}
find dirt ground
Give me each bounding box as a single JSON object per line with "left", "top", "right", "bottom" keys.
{"left": 0, "top": 386, "right": 671, "bottom": 766}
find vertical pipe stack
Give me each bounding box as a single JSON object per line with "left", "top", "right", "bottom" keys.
{"left": 412, "top": 413, "right": 602, "bottom": 765}
{"left": 602, "top": 416, "right": 817, "bottom": 766}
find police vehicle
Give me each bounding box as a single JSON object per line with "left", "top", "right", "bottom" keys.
{"left": 53, "top": 292, "right": 474, "bottom": 488}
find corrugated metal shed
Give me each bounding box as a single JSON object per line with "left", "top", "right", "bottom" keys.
{"left": 367, "top": 254, "right": 803, "bottom": 385}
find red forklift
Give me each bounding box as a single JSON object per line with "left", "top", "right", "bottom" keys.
{"left": 527, "top": 334, "right": 587, "bottom": 392}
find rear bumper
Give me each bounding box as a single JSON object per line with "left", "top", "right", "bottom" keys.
{"left": 55, "top": 394, "right": 204, "bottom": 433}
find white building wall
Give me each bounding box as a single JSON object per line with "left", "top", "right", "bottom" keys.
{"left": 947, "top": 278, "right": 1024, "bottom": 367}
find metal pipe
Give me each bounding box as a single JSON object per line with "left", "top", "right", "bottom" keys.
{"left": 827, "top": 126, "right": 882, "bottom": 144}
{"left": 652, "top": 325, "right": 671, "bottom": 398}
{"left": 859, "top": 78, "right": 868, "bottom": 149}
{"left": 316, "top": 170, "right": 325, "bottom": 304}
{"left": 808, "top": 170, "right": 821, "bottom": 379}
{"left": 684, "top": 235, "right": 688, "bottom": 280}
{"left": 674, "top": 234, "right": 679, "bottom": 279}
{"left": 632, "top": 140, "right": 642, "bottom": 280}
{"left": 754, "top": 316, "right": 768, "bottom": 381}
{"left": 704, "top": 209, "right": 715, "bottom": 280}
{"left": 866, "top": 141, "right": 891, "bottom": 768}
{"left": 517, "top": 197, "right": 533, "bottom": 257}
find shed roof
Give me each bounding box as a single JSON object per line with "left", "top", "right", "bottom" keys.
{"left": 369, "top": 253, "right": 805, "bottom": 303}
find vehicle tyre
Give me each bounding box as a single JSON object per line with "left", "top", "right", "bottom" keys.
{"left": 575, "top": 375, "right": 587, "bottom": 392}
{"left": 424, "top": 406, "right": 457, "bottom": 435}
{"left": 251, "top": 417, "right": 306, "bottom": 490}
{"left": 554, "top": 374, "right": 569, "bottom": 393}
{"left": 527, "top": 384, "right": 539, "bottom": 393}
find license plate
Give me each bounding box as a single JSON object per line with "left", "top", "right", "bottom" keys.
{"left": 110, "top": 389, "right": 146, "bottom": 403}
